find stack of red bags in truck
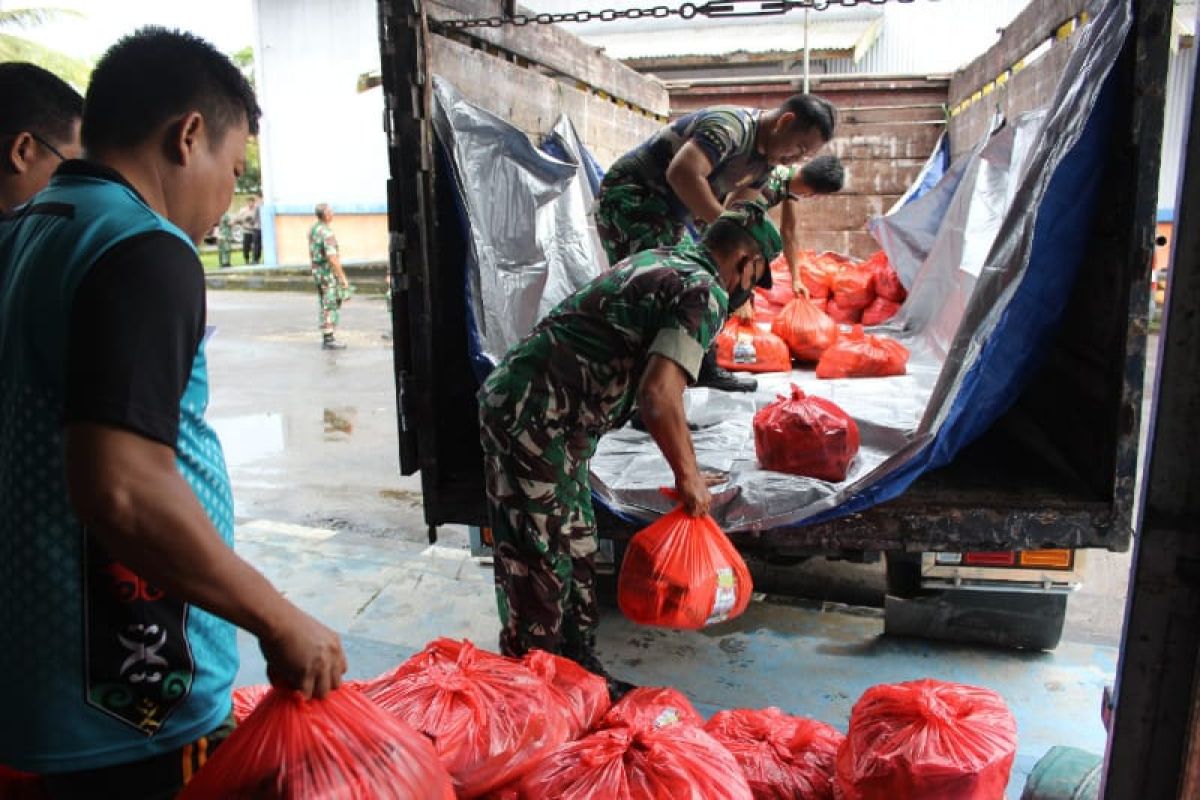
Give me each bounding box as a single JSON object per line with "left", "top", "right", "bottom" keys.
{"left": 793, "top": 250, "right": 908, "bottom": 326}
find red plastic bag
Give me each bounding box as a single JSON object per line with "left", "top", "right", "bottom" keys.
{"left": 180, "top": 686, "right": 455, "bottom": 800}
{"left": 862, "top": 251, "right": 907, "bottom": 304}
{"left": 753, "top": 385, "right": 860, "bottom": 482}
{"left": 832, "top": 264, "right": 876, "bottom": 310}
{"left": 705, "top": 707, "right": 844, "bottom": 800}
{"left": 825, "top": 296, "right": 863, "bottom": 324}
{"left": 364, "top": 638, "right": 572, "bottom": 798}
{"left": 861, "top": 297, "right": 902, "bottom": 326}
{"left": 816, "top": 326, "right": 908, "bottom": 379}
{"left": 796, "top": 251, "right": 843, "bottom": 299}
{"left": 517, "top": 722, "right": 754, "bottom": 800}
{"left": 752, "top": 295, "right": 781, "bottom": 326}
{"left": 715, "top": 318, "right": 793, "bottom": 373}
{"left": 835, "top": 680, "right": 1017, "bottom": 800}
{"left": 753, "top": 255, "right": 798, "bottom": 318}
{"left": 600, "top": 687, "right": 705, "bottom": 732}
{"left": 522, "top": 650, "right": 611, "bottom": 738}
{"left": 231, "top": 683, "right": 271, "bottom": 723}
{"left": 771, "top": 298, "right": 837, "bottom": 361}
{"left": 0, "top": 766, "right": 50, "bottom": 800}
{"left": 617, "top": 503, "right": 753, "bottom": 630}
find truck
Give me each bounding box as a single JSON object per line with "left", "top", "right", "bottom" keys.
{"left": 377, "top": 0, "right": 1169, "bottom": 655}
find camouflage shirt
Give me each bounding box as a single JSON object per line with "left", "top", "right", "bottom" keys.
{"left": 603, "top": 106, "right": 771, "bottom": 225}
{"left": 480, "top": 243, "right": 729, "bottom": 436}
{"left": 308, "top": 221, "right": 339, "bottom": 271}
{"left": 759, "top": 165, "right": 799, "bottom": 209}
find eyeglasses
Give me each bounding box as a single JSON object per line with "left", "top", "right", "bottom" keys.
{"left": 28, "top": 131, "right": 67, "bottom": 163}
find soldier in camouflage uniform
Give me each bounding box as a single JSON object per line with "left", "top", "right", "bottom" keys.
{"left": 745, "top": 153, "right": 846, "bottom": 300}
{"left": 309, "top": 203, "right": 351, "bottom": 350}
{"left": 479, "top": 201, "right": 782, "bottom": 698}
{"left": 595, "top": 95, "right": 836, "bottom": 392}
{"left": 217, "top": 212, "right": 233, "bottom": 268}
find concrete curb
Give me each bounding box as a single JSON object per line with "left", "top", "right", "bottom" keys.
{"left": 206, "top": 261, "right": 390, "bottom": 293}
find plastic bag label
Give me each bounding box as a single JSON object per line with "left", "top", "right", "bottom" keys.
{"left": 706, "top": 568, "right": 738, "bottom": 625}
{"left": 654, "top": 708, "right": 683, "bottom": 729}
{"left": 732, "top": 339, "right": 758, "bottom": 364}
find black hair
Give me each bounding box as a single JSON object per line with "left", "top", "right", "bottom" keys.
{"left": 0, "top": 62, "right": 83, "bottom": 145}
{"left": 780, "top": 94, "right": 837, "bottom": 141}
{"left": 83, "top": 26, "right": 260, "bottom": 153}
{"left": 800, "top": 154, "right": 845, "bottom": 193}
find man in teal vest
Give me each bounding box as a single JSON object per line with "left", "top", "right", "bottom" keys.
{"left": 0, "top": 28, "right": 346, "bottom": 797}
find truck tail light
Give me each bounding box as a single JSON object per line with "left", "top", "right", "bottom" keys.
{"left": 1019, "top": 549, "right": 1074, "bottom": 569}
{"left": 963, "top": 551, "right": 1017, "bottom": 566}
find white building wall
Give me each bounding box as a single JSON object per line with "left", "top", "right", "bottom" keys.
{"left": 1159, "top": 41, "right": 1196, "bottom": 217}
{"left": 253, "top": 0, "right": 387, "bottom": 263}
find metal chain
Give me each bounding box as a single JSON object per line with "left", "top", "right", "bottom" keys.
{"left": 437, "top": 0, "right": 916, "bottom": 30}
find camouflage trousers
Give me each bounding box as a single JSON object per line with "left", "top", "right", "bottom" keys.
{"left": 313, "top": 268, "right": 340, "bottom": 334}
{"left": 594, "top": 180, "right": 685, "bottom": 266}
{"left": 479, "top": 397, "right": 601, "bottom": 660}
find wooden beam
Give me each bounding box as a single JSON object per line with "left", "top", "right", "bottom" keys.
{"left": 427, "top": 0, "right": 669, "bottom": 116}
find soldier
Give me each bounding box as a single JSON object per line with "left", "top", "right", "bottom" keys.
{"left": 309, "top": 203, "right": 351, "bottom": 350}
{"left": 0, "top": 62, "right": 83, "bottom": 216}
{"left": 595, "top": 94, "right": 836, "bottom": 392}
{"left": 217, "top": 211, "right": 233, "bottom": 268}
{"left": 479, "top": 201, "right": 782, "bottom": 699}
{"left": 735, "top": 153, "right": 847, "bottom": 312}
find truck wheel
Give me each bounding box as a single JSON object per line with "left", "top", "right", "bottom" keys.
{"left": 885, "top": 589, "right": 1068, "bottom": 651}
{"left": 884, "top": 551, "right": 925, "bottom": 598}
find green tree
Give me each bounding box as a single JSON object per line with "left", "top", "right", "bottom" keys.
{"left": 231, "top": 44, "right": 262, "bottom": 194}
{"left": 0, "top": 7, "right": 92, "bottom": 91}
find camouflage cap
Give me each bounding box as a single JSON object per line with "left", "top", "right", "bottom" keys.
{"left": 718, "top": 200, "right": 783, "bottom": 286}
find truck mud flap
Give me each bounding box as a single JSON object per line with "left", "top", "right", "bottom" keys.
{"left": 884, "top": 589, "right": 1067, "bottom": 651}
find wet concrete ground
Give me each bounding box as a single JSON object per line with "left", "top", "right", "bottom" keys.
{"left": 207, "top": 290, "right": 1128, "bottom": 797}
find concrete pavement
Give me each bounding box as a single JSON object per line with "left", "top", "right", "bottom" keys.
{"left": 207, "top": 290, "right": 1123, "bottom": 798}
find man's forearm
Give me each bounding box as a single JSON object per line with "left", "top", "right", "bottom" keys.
{"left": 639, "top": 382, "right": 701, "bottom": 484}
{"left": 66, "top": 431, "right": 295, "bottom": 644}
{"left": 670, "top": 172, "right": 725, "bottom": 226}
{"left": 782, "top": 200, "right": 804, "bottom": 291}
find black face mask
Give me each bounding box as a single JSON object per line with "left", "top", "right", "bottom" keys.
{"left": 728, "top": 285, "right": 755, "bottom": 313}
{"left": 726, "top": 257, "right": 758, "bottom": 313}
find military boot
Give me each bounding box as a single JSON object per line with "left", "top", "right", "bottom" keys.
{"left": 696, "top": 348, "right": 756, "bottom": 392}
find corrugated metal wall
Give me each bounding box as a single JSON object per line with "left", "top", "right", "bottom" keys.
{"left": 1159, "top": 42, "right": 1196, "bottom": 216}
{"left": 820, "top": 0, "right": 1032, "bottom": 75}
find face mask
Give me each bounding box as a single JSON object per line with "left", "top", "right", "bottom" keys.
{"left": 728, "top": 284, "right": 755, "bottom": 313}
{"left": 726, "top": 257, "right": 759, "bottom": 312}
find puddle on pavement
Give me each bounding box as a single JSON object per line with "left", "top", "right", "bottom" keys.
{"left": 211, "top": 412, "right": 286, "bottom": 467}
{"left": 324, "top": 407, "right": 357, "bottom": 439}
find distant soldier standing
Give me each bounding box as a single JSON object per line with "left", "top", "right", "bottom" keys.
{"left": 217, "top": 211, "right": 233, "bottom": 268}
{"left": 308, "top": 203, "right": 351, "bottom": 350}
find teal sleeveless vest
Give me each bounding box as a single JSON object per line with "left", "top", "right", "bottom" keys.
{"left": 0, "top": 171, "right": 237, "bottom": 772}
